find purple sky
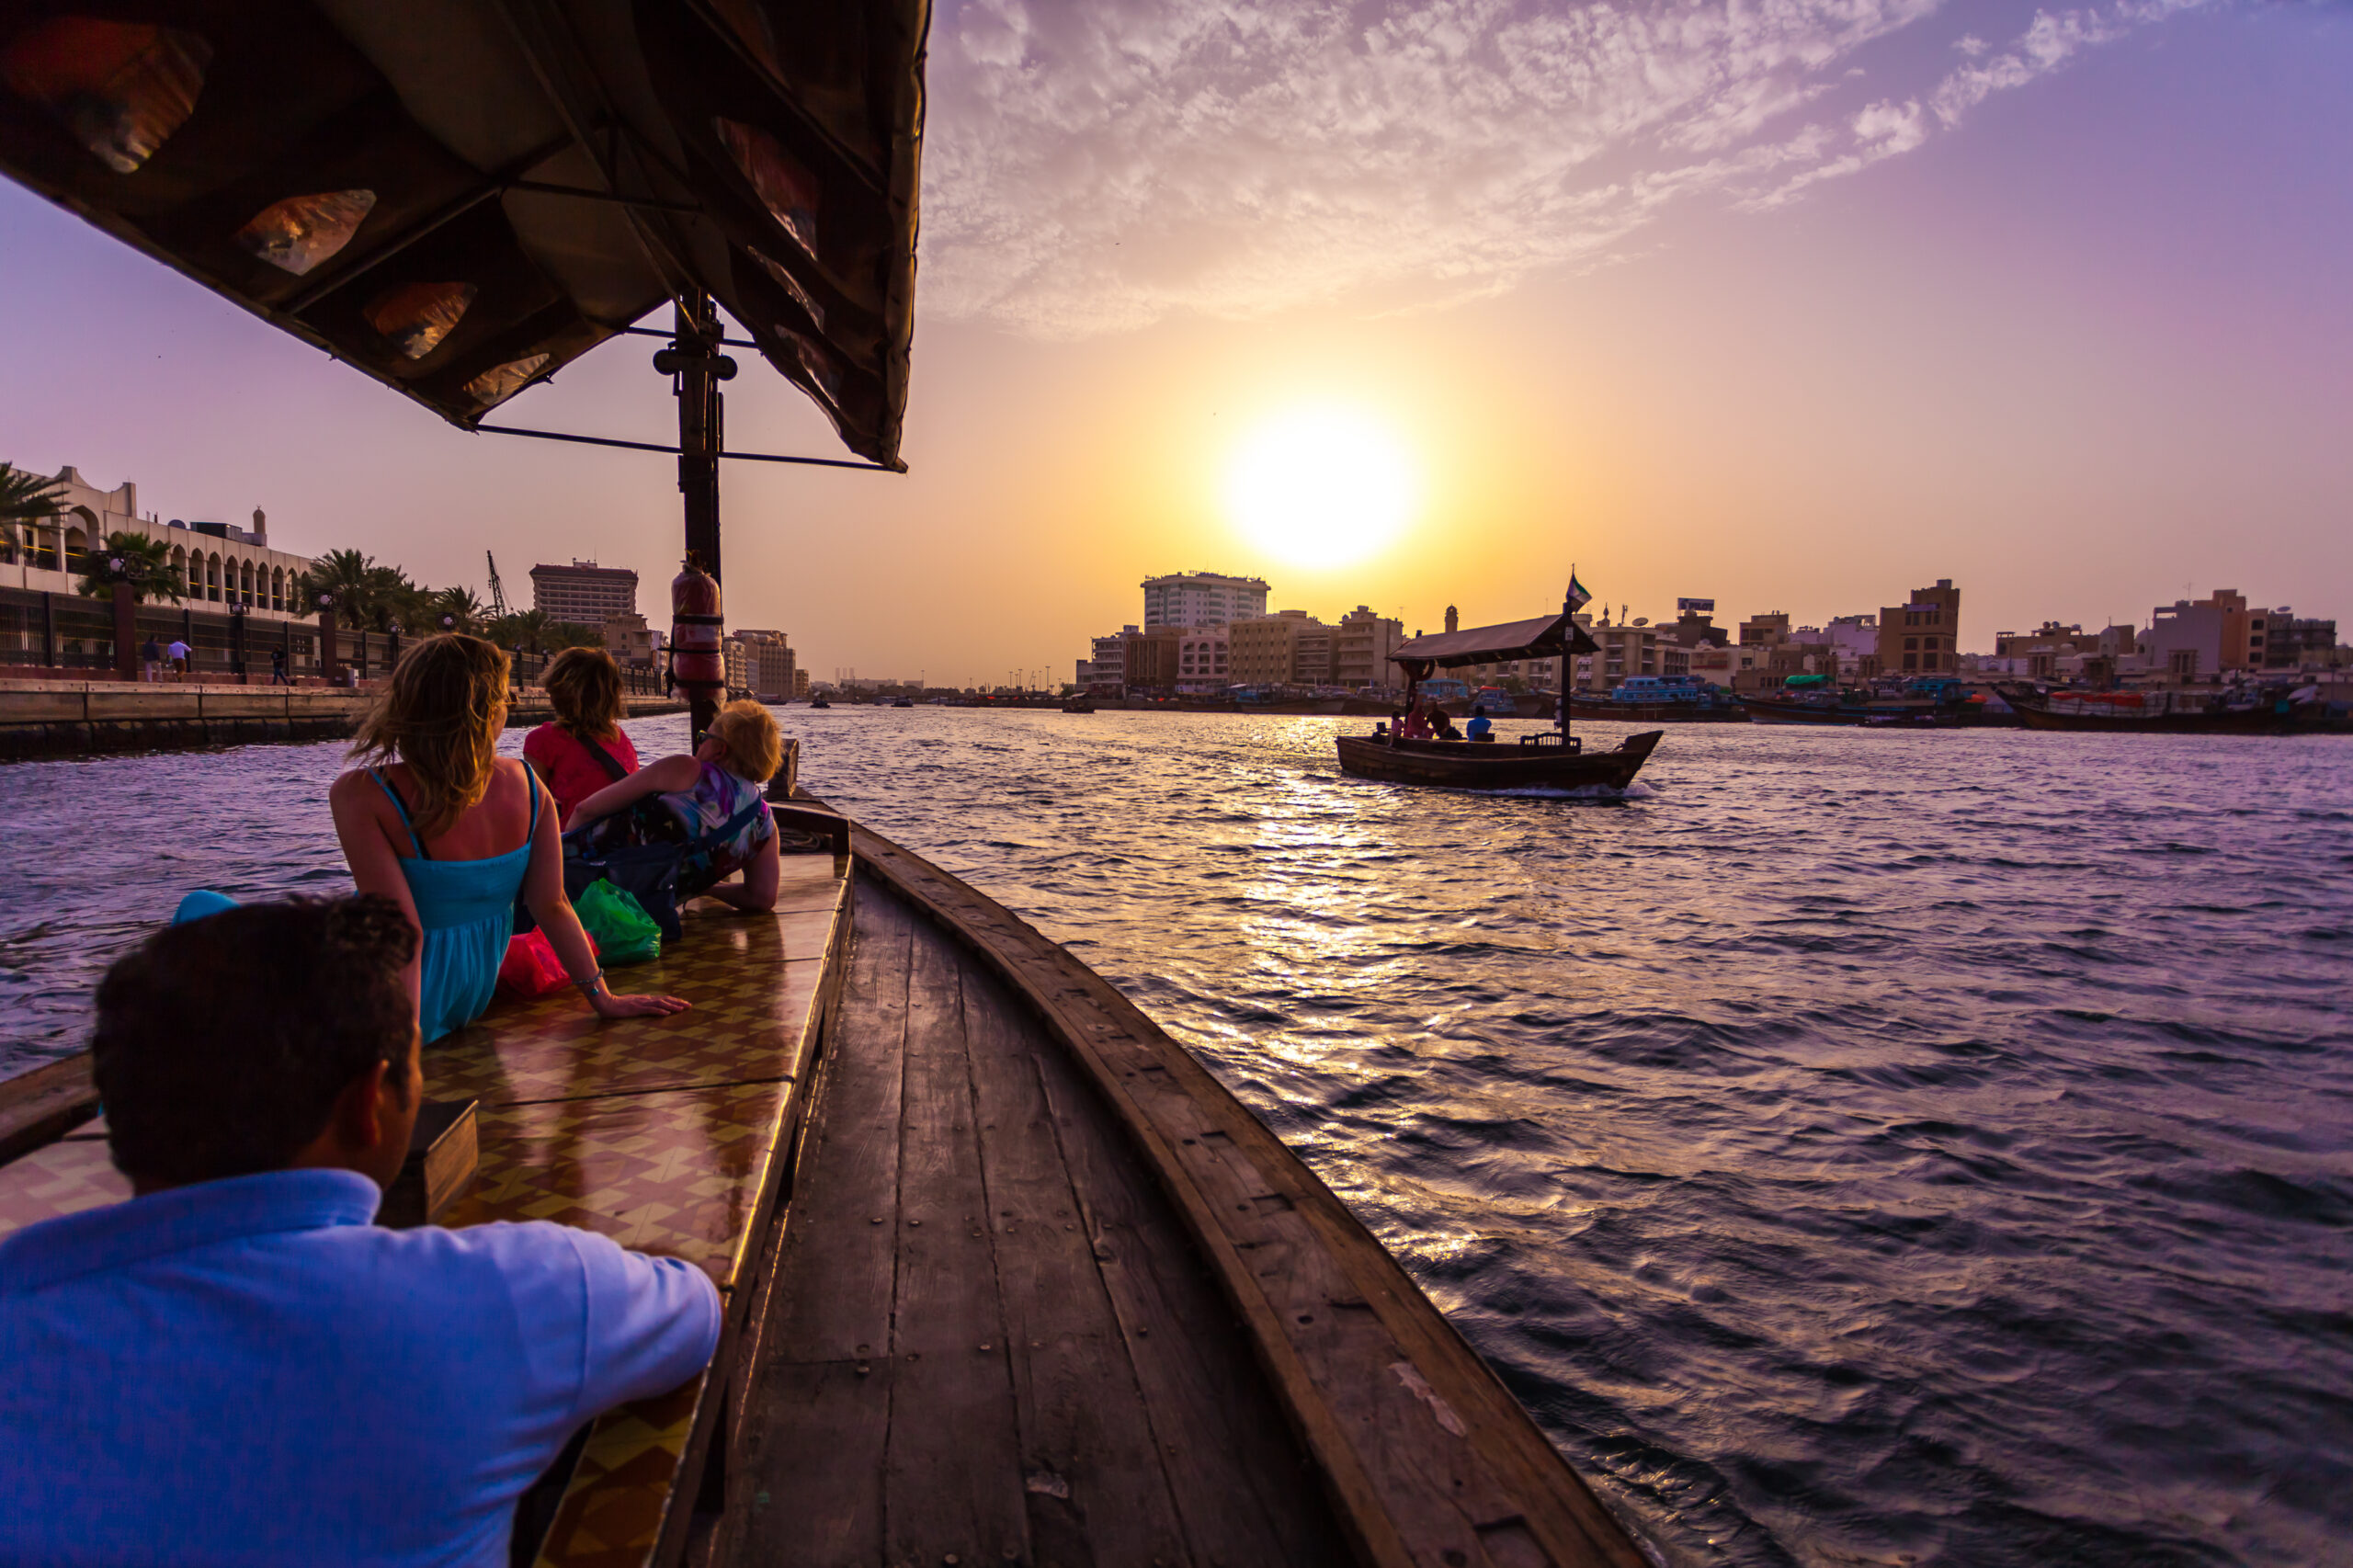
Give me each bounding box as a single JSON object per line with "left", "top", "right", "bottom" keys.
{"left": 2, "top": 0, "right": 2347, "bottom": 683}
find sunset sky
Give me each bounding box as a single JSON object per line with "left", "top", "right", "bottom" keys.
{"left": 3, "top": 0, "right": 2348, "bottom": 687}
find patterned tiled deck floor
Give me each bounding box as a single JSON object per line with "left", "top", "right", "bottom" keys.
{"left": 0, "top": 853, "right": 854, "bottom": 1568}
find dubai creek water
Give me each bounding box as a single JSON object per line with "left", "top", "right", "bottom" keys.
{"left": 4, "top": 709, "right": 2348, "bottom": 1567}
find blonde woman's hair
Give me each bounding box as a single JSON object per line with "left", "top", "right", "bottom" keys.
{"left": 708, "top": 699, "right": 782, "bottom": 782}
{"left": 543, "top": 647, "right": 625, "bottom": 741}
{"left": 350, "top": 634, "right": 510, "bottom": 839}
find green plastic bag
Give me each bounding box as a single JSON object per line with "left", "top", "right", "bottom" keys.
{"left": 575, "top": 880, "right": 662, "bottom": 966}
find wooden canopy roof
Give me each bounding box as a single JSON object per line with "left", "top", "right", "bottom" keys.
{"left": 0, "top": 0, "right": 928, "bottom": 469}
{"left": 1392, "top": 610, "right": 1600, "bottom": 672}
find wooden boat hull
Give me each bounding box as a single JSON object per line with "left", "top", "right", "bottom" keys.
{"left": 1566, "top": 698, "right": 1747, "bottom": 722}
{"left": 1998, "top": 686, "right": 2349, "bottom": 734}
{"left": 1336, "top": 730, "right": 1662, "bottom": 790}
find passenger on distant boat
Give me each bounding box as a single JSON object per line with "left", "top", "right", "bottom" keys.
{"left": 524, "top": 647, "right": 640, "bottom": 825}
{"left": 0, "top": 896, "right": 722, "bottom": 1568}
{"left": 1400, "top": 703, "right": 1434, "bottom": 740}
{"left": 330, "top": 635, "right": 688, "bottom": 1042}
{"left": 569, "top": 699, "right": 786, "bottom": 915}
{"left": 1429, "top": 706, "right": 1462, "bottom": 741}
{"left": 1466, "top": 704, "right": 1495, "bottom": 742}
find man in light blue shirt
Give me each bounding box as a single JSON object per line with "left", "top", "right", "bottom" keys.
{"left": 1465, "top": 703, "right": 1495, "bottom": 742}
{"left": 0, "top": 895, "right": 722, "bottom": 1567}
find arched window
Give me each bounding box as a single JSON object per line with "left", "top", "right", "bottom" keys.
{"left": 207, "top": 554, "right": 222, "bottom": 602}
{"left": 270, "top": 567, "right": 285, "bottom": 611}
{"left": 240, "top": 561, "right": 256, "bottom": 605}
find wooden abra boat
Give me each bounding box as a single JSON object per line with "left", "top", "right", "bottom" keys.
{"left": 1, "top": 822, "right": 1650, "bottom": 1568}
{"left": 0, "top": 10, "right": 1648, "bottom": 1562}
{"left": 1338, "top": 729, "right": 1663, "bottom": 790}
{"left": 1338, "top": 600, "right": 1665, "bottom": 791}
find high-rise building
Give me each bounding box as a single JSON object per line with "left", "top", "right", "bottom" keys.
{"left": 530, "top": 560, "right": 638, "bottom": 625}
{"left": 1875, "top": 579, "right": 1961, "bottom": 676}
{"left": 1141, "top": 572, "right": 1270, "bottom": 630}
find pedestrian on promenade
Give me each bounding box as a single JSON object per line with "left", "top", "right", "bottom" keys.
{"left": 524, "top": 647, "right": 639, "bottom": 826}
{"left": 327, "top": 633, "right": 688, "bottom": 1043}
{"left": 165, "top": 638, "right": 189, "bottom": 681}
{"left": 0, "top": 894, "right": 722, "bottom": 1566}
{"left": 268, "top": 646, "right": 290, "bottom": 687}
{"left": 139, "top": 636, "right": 161, "bottom": 683}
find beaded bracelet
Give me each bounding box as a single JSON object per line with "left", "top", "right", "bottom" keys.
{"left": 574, "top": 968, "right": 608, "bottom": 997}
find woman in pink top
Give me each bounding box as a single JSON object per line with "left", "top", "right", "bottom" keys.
{"left": 523, "top": 649, "right": 641, "bottom": 825}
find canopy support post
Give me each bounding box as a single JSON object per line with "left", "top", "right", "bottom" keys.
{"left": 1560, "top": 588, "right": 1574, "bottom": 750}
{"left": 677, "top": 295, "right": 723, "bottom": 742}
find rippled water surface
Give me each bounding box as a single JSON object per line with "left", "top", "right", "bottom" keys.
{"left": 5, "top": 710, "right": 2349, "bottom": 1566}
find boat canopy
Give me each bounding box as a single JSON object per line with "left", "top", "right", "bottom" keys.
{"left": 1390, "top": 611, "right": 1600, "bottom": 675}
{"left": 0, "top": 0, "right": 927, "bottom": 469}
{"left": 1783, "top": 673, "right": 1830, "bottom": 687}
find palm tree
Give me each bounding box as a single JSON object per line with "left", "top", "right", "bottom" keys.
{"left": 74, "top": 531, "right": 185, "bottom": 603}
{"left": 486, "top": 608, "right": 554, "bottom": 653}
{"left": 546, "top": 620, "right": 607, "bottom": 651}
{"left": 292, "top": 547, "right": 381, "bottom": 622}
{"left": 431, "top": 585, "right": 484, "bottom": 632}
{"left": 1, "top": 461, "right": 65, "bottom": 567}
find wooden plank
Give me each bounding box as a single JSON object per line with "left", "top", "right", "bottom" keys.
{"left": 722, "top": 889, "right": 911, "bottom": 1568}
{"left": 959, "top": 963, "right": 1196, "bottom": 1568}
{"left": 1036, "top": 1052, "right": 1348, "bottom": 1568}
{"left": 766, "top": 890, "right": 912, "bottom": 1361}
{"left": 882, "top": 919, "right": 1033, "bottom": 1568}
{"left": 0, "top": 1052, "right": 97, "bottom": 1168}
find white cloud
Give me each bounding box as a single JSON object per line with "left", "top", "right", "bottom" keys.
{"left": 921, "top": 0, "right": 2220, "bottom": 336}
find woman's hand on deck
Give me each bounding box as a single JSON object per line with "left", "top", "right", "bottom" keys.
{"left": 590, "top": 990, "right": 692, "bottom": 1020}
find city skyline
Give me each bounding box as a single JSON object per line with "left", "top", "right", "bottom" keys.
{"left": 1, "top": 4, "right": 2347, "bottom": 687}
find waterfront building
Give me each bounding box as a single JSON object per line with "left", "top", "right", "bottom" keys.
{"left": 602, "top": 612, "right": 656, "bottom": 668}
{"left": 1176, "top": 628, "right": 1230, "bottom": 692}
{"left": 792, "top": 667, "right": 812, "bottom": 699}
{"left": 1086, "top": 627, "right": 1138, "bottom": 688}
{"left": 1738, "top": 611, "right": 1791, "bottom": 648}
{"left": 1875, "top": 579, "right": 1961, "bottom": 675}
{"left": 1229, "top": 610, "right": 1331, "bottom": 686}
{"left": 733, "top": 629, "right": 796, "bottom": 701}
{"left": 1141, "top": 572, "right": 1269, "bottom": 630}
{"left": 1333, "top": 607, "right": 1405, "bottom": 689}
{"left": 1572, "top": 615, "right": 1687, "bottom": 688}
{"left": 1670, "top": 599, "right": 1729, "bottom": 648}
{"left": 2142, "top": 598, "right": 2227, "bottom": 680}
{"left": 3, "top": 465, "right": 316, "bottom": 620}
{"left": 530, "top": 560, "right": 638, "bottom": 625}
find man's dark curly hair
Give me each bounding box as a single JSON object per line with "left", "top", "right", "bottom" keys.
{"left": 95, "top": 895, "right": 419, "bottom": 1188}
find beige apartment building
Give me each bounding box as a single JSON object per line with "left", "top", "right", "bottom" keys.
{"left": 732, "top": 629, "right": 796, "bottom": 700}
{"left": 1176, "top": 628, "right": 1229, "bottom": 689}
{"left": 1876, "top": 579, "right": 1961, "bottom": 675}
{"left": 1332, "top": 606, "right": 1404, "bottom": 689}
{"left": 1229, "top": 610, "right": 1331, "bottom": 685}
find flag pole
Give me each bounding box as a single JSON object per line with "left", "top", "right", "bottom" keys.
{"left": 1561, "top": 565, "right": 1574, "bottom": 748}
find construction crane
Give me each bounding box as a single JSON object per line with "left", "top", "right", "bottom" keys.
{"left": 485, "top": 551, "right": 509, "bottom": 619}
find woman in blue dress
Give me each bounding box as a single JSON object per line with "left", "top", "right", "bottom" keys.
{"left": 327, "top": 634, "right": 688, "bottom": 1044}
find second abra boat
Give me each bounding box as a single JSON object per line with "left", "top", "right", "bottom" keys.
{"left": 1337, "top": 602, "right": 1665, "bottom": 790}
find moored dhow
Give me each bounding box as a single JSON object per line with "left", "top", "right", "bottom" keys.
{"left": 1567, "top": 674, "right": 1748, "bottom": 722}
{"left": 1997, "top": 682, "right": 2350, "bottom": 734}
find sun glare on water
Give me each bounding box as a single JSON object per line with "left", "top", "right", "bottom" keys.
{"left": 1222, "top": 406, "right": 1419, "bottom": 567}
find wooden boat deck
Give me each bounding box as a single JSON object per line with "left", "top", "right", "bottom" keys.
{"left": 0, "top": 816, "right": 1648, "bottom": 1568}
{"left": 711, "top": 875, "right": 1347, "bottom": 1568}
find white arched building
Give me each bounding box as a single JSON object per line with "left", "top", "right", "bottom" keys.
{"left": 4, "top": 465, "right": 316, "bottom": 619}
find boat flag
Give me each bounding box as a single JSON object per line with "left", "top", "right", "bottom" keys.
{"left": 1565, "top": 572, "right": 1591, "bottom": 612}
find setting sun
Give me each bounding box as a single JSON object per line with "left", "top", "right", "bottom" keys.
{"left": 1222, "top": 406, "right": 1419, "bottom": 567}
